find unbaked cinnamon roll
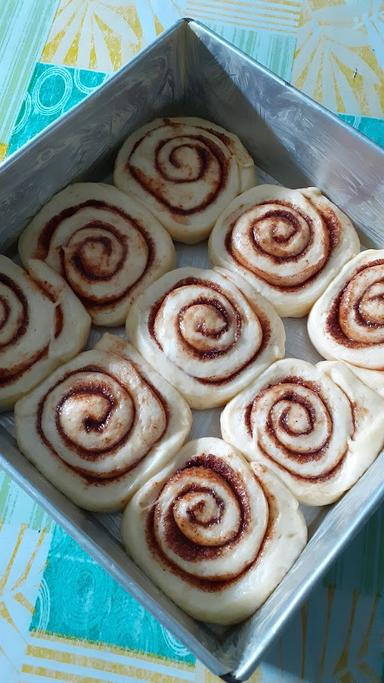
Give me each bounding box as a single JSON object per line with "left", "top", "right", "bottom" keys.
{"left": 0, "top": 256, "right": 90, "bottom": 410}
{"left": 18, "top": 183, "right": 176, "bottom": 326}
{"left": 114, "top": 117, "right": 256, "bottom": 244}
{"left": 122, "top": 437, "right": 307, "bottom": 624}
{"left": 126, "top": 267, "right": 285, "bottom": 408}
{"left": 335, "top": 363, "right": 384, "bottom": 396}
{"left": 15, "top": 334, "right": 192, "bottom": 511}
{"left": 209, "top": 185, "right": 359, "bottom": 317}
{"left": 221, "top": 358, "right": 384, "bottom": 505}
{"left": 308, "top": 250, "right": 384, "bottom": 368}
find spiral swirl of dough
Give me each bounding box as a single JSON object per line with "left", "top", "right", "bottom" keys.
{"left": 114, "top": 117, "right": 256, "bottom": 244}
{"left": 209, "top": 185, "right": 359, "bottom": 316}
{"left": 0, "top": 256, "right": 90, "bottom": 410}
{"left": 308, "top": 250, "right": 384, "bottom": 368}
{"left": 15, "top": 334, "right": 191, "bottom": 511}
{"left": 221, "top": 358, "right": 384, "bottom": 505}
{"left": 122, "top": 438, "right": 307, "bottom": 624}
{"left": 126, "top": 267, "right": 285, "bottom": 408}
{"left": 18, "top": 183, "right": 175, "bottom": 326}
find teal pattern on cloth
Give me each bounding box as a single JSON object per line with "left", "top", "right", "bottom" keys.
{"left": 30, "top": 525, "right": 194, "bottom": 666}
{"left": 8, "top": 62, "right": 108, "bottom": 156}
{"left": 0, "top": 0, "right": 59, "bottom": 146}
{"left": 27, "top": 494, "right": 384, "bottom": 680}
{"left": 2, "top": 58, "right": 384, "bottom": 683}
{"left": 339, "top": 114, "right": 384, "bottom": 150}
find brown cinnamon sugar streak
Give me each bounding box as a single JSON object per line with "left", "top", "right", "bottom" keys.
{"left": 67, "top": 222, "right": 128, "bottom": 281}
{"left": 244, "top": 377, "right": 350, "bottom": 482}
{"left": 326, "top": 258, "right": 384, "bottom": 347}
{"left": 145, "top": 455, "right": 275, "bottom": 591}
{"left": 0, "top": 273, "right": 51, "bottom": 386}
{"left": 127, "top": 132, "right": 229, "bottom": 214}
{"left": 225, "top": 198, "right": 340, "bottom": 290}
{"left": 0, "top": 274, "right": 28, "bottom": 348}
{"left": 36, "top": 364, "right": 169, "bottom": 483}
{"left": 0, "top": 346, "right": 49, "bottom": 387}
{"left": 37, "top": 201, "right": 156, "bottom": 308}
{"left": 37, "top": 200, "right": 153, "bottom": 259}
{"left": 148, "top": 277, "right": 271, "bottom": 384}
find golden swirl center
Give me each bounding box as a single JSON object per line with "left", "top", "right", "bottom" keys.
{"left": 178, "top": 299, "right": 235, "bottom": 353}
{"left": 252, "top": 207, "right": 310, "bottom": 259}
{"left": 55, "top": 377, "right": 135, "bottom": 458}
{"left": 253, "top": 383, "right": 332, "bottom": 457}
{"left": 157, "top": 138, "right": 214, "bottom": 182}
{"left": 65, "top": 224, "right": 126, "bottom": 281}
{"left": 172, "top": 487, "right": 239, "bottom": 547}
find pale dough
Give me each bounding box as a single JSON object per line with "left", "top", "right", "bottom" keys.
{"left": 308, "top": 250, "right": 384, "bottom": 368}
{"left": 122, "top": 437, "right": 307, "bottom": 624}
{"left": 15, "top": 334, "right": 192, "bottom": 511}
{"left": 114, "top": 117, "right": 257, "bottom": 244}
{"left": 18, "top": 182, "right": 176, "bottom": 326}
{"left": 0, "top": 256, "right": 90, "bottom": 410}
{"left": 209, "top": 185, "right": 360, "bottom": 317}
{"left": 221, "top": 358, "right": 384, "bottom": 505}
{"left": 126, "top": 266, "right": 285, "bottom": 408}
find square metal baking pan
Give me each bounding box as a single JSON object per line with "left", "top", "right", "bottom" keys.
{"left": 0, "top": 19, "right": 384, "bottom": 682}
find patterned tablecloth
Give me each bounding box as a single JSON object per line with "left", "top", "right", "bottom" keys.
{"left": 0, "top": 2, "right": 383, "bottom": 682}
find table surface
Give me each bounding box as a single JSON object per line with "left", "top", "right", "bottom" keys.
{"left": 0, "top": 2, "right": 383, "bottom": 682}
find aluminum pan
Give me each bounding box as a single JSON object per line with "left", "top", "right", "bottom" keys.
{"left": 185, "top": 21, "right": 384, "bottom": 248}
{"left": 0, "top": 18, "right": 383, "bottom": 681}
{"left": 0, "top": 20, "right": 187, "bottom": 251}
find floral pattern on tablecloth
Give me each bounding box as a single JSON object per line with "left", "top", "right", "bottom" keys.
{"left": 0, "top": 1, "right": 383, "bottom": 681}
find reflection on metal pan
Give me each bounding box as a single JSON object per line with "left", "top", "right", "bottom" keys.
{"left": 0, "top": 19, "right": 383, "bottom": 681}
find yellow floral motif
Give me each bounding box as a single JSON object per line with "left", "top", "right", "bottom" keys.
{"left": 0, "top": 523, "right": 51, "bottom": 679}
{"left": 292, "top": 0, "right": 384, "bottom": 116}
{"left": 22, "top": 631, "right": 195, "bottom": 682}
{"left": 41, "top": 0, "right": 184, "bottom": 72}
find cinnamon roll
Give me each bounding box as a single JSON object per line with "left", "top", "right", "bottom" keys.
{"left": 122, "top": 437, "right": 307, "bottom": 624}
{"left": 334, "top": 363, "right": 384, "bottom": 396}
{"left": 15, "top": 334, "right": 192, "bottom": 511}
{"left": 308, "top": 250, "right": 384, "bottom": 368}
{"left": 209, "top": 185, "right": 360, "bottom": 317}
{"left": 0, "top": 256, "right": 90, "bottom": 410}
{"left": 114, "top": 117, "right": 256, "bottom": 244}
{"left": 126, "top": 267, "right": 285, "bottom": 408}
{"left": 18, "top": 183, "right": 176, "bottom": 326}
{"left": 221, "top": 358, "right": 384, "bottom": 505}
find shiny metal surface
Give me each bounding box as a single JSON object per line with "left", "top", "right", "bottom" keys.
{"left": 0, "top": 19, "right": 383, "bottom": 681}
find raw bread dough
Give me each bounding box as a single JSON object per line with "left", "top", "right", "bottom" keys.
{"left": 209, "top": 185, "right": 359, "bottom": 316}
{"left": 221, "top": 358, "right": 384, "bottom": 505}
{"left": 122, "top": 437, "right": 307, "bottom": 624}
{"left": 18, "top": 182, "right": 175, "bottom": 326}
{"left": 308, "top": 249, "right": 384, "bottom": 368}
{"left": 126, "top": 266, "right": 285, "bottom": 408}
{"left": 0, "top": 256, "right": 90, "bottom": 410}
{"left": 15, "top": 334, "right": 192, "bottom": 511}
{"left": 114, "top": 117, "right": 256, "bottom": 243}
